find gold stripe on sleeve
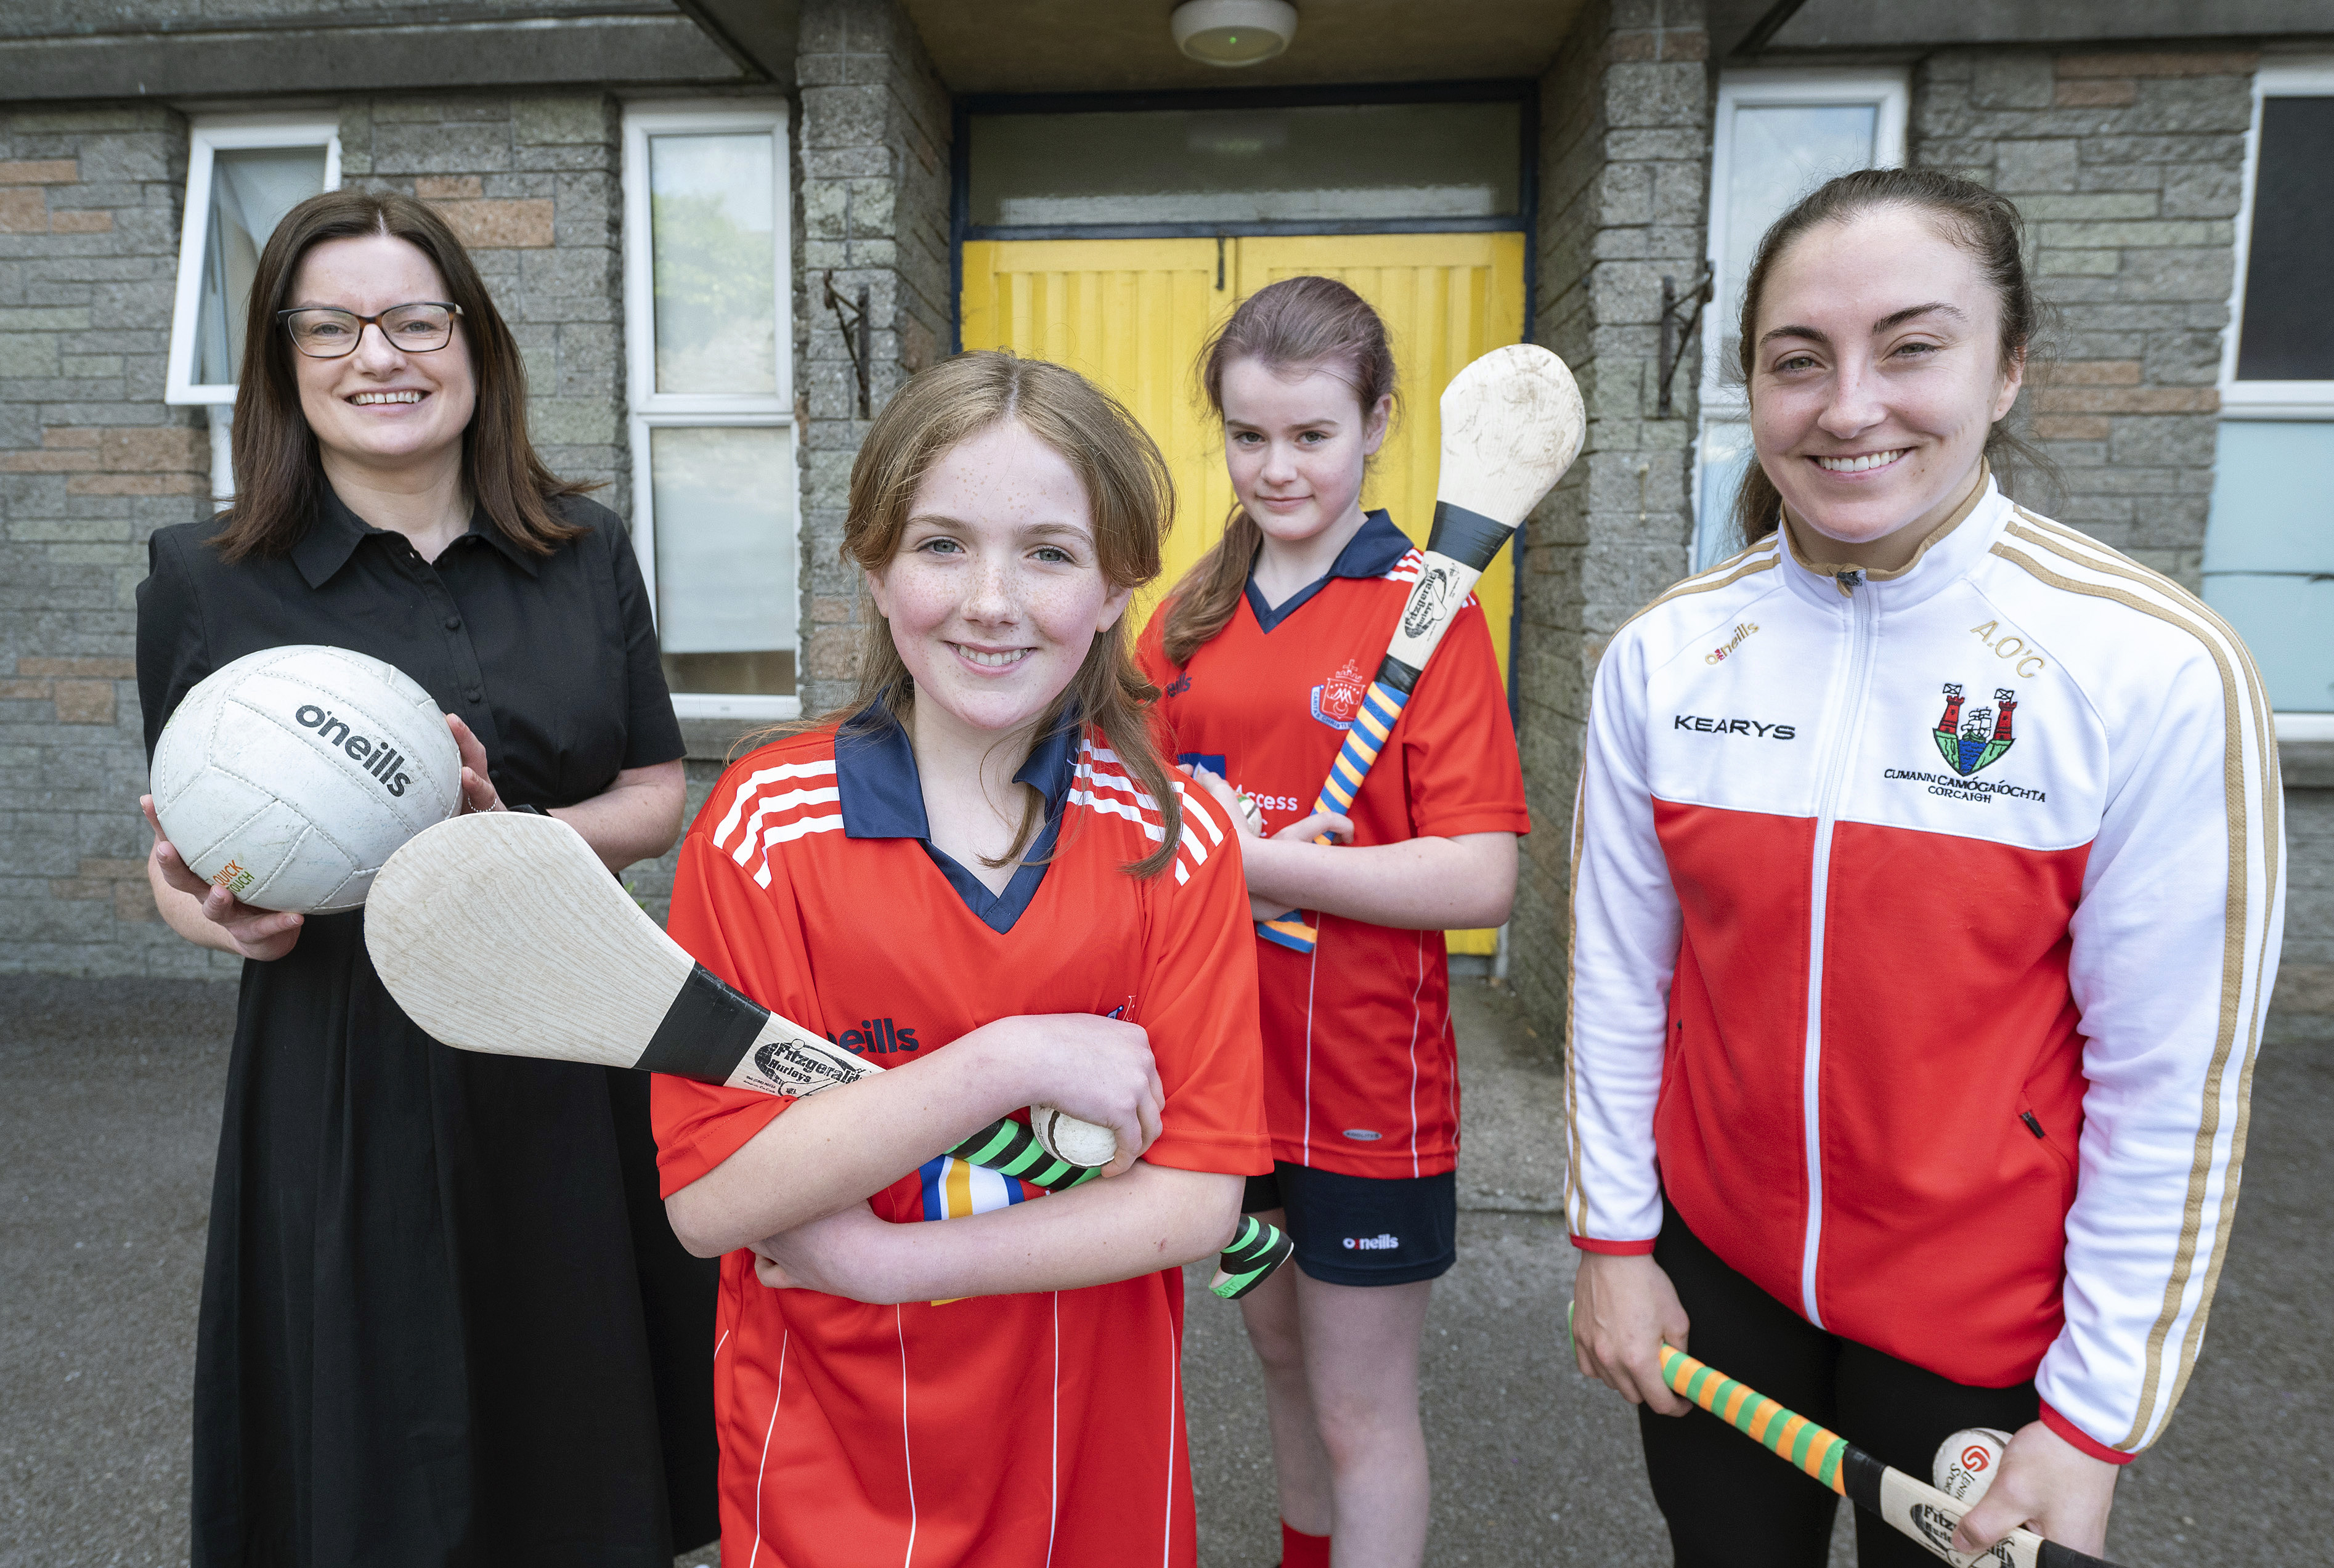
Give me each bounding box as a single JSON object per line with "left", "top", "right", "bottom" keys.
{"left": 2001, "top": 511, "right": 2284, "bottom": 1436}
{"left": 1987, "top": 532, "right": 2279, "bottom": 1449}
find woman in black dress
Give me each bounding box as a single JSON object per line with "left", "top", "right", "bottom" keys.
{"left": 136, "top": 190, "right": 717, "bottom": 1565}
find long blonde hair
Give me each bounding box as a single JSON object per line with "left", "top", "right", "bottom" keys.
{"left": 814, "top": 350, "right": 1182, "bottom": 877}
{"left": 1159, "top": 275, "right": 1399, "bottom": 667}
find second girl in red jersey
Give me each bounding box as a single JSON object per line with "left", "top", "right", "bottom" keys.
{"left": 1136, "top": 277, "right": 1530, "bottom": 1568}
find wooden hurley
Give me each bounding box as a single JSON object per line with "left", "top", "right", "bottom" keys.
{"left": 366, "top": 812, "right": 1290, "bottom": 1298}
{"left": 1258, "top": 343, "right": 1585, "bottom": 954}
{"left": 1656, "top": 1344, "right": 2123, "bottom": 1568}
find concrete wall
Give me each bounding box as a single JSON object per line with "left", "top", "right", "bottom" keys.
{"left": 794, "top": 0, "right": 953, "bottom": 718}
{"left": 2282, "top": 785, "right": 2334, "bottom": 1043}
{"left": 1, "top": 89, "right": 651, "bottom": 975}
{"left": 1910, "top": 47, "right": 2256, "bottom": 589}
{"left": 1509, "top": 0, "right": 1713, "bottom": 1044}
{"left": 0, "top": 104, "right": 213, "bottom": 974}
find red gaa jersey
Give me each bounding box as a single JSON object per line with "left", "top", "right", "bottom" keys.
{"left": 651, "top": 711, "right": 1270, "bottom": 1567}
{"left": 1136, "top": 511, "right": 1530, "bottom": 1179}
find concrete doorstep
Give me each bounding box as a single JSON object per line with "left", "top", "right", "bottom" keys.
{"left": 1, "top": 975, "right": 2326, "bottom": 1567}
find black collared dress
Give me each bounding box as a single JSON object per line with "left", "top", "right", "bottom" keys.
{"left": 136, "top": 489, "right": 717, "bottom": 1567}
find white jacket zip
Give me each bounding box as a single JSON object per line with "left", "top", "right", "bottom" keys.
{"left": 1798, "top": 569, "right": 1876, "bottom": 1325}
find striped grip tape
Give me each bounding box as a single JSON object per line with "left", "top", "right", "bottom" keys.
{"left": 1208, "top": 1214, "right": 1294, "bottom": 1300}
{"left": 1658, "top": 1345, "right": 1848, "bottom": 1494}
{"left": 1315, "top": 680, "right": 1410, "bottom": 821}
{"left": 944, "top": 1116, "right": 1103, "bottom": 1193}
{"left": 1256, "top": 679, "right": 1413, "bottom": 955}
{"left": 944, "top": 1121, "right": 1291, "bottom": 1298}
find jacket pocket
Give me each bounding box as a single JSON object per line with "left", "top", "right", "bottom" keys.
{"left": 2016, "top": 1095, "right": 2077, "bottom": 1208}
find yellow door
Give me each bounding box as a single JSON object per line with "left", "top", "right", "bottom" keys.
{"left": 961, "top": 232, "right": 1526, "bottom": 956}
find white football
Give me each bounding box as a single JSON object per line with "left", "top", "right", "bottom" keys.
{"left": 150, "top": 645, "right": 462, "bottom": 914}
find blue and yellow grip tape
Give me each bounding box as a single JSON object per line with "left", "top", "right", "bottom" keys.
{"left": 1258, "top": 679, "right": 1412, "bottom": 954}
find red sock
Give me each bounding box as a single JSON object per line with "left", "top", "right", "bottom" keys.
{"left": 1279, "top": 1520, "right": 1332, "bottom": 1568}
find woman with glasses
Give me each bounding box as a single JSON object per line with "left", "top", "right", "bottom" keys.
{"left": 135, "top": 190, "right": 715, "bottom": 1566}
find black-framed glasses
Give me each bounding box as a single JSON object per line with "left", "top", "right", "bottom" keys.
{"left": 277, "top": 301, "right": 464, "bottom": 359}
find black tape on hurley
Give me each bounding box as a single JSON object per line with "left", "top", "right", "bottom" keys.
{"left": 636, "top": 962, "right": 770, "bottom": 1080}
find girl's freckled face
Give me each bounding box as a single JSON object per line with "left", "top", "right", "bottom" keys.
{"left": 867, "top": 420, "right": 1130, "bottom": 741}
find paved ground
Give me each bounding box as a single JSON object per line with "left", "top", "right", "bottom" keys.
{"left": 2, "top": 972, "right": 2325, "bottom": 1567}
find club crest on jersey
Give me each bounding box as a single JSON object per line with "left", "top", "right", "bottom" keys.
{"left": 1931, "top": 683, "right": 2017, "bottom": 777}
{"left": 1310, "top": 659, "right": 1368, "bottom": 730}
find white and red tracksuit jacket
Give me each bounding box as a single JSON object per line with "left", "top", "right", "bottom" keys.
{"left": 1565, "top": 477, "right": 2285, "bottom": 1463}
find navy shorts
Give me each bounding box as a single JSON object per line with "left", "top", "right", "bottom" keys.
{"left": 1241, "top": 1160, "right": 1456, "bottom": 1286}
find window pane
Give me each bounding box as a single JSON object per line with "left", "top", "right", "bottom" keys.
{"left": 2203, "top": 420, "right": 2334, "bottom": 710}
{"left": 968, "top": 101, "right": 1521, "bottom": 227}
{"left": 651, "top": 426, "right": 795, "bottom": 695}
{"left": 1715, "top": 103, "right": 1878, "bottom": 378}
{"left": 650, "top": 133, "right": 777, "bottom": 395}
{"left": 1693, "top": 421, "right": 1758, "bottom": 570}
{"left": 2234, "top": 96, "right": 2334, "bottom": 381}
{"left": 195, "top": 145, "right": 328, "bottom": 385}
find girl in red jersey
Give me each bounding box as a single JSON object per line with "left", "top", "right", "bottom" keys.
{"left": 1136, "top": 277, "right": 1530, "bottom": 1568}
{"left": 651, "top": 351, "right": 1272, "bottom": 1567}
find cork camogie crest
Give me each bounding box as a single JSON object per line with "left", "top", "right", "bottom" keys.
{"left": 1260, "top": 343, "right": 1585, "bottom": 954}
{"left": 1934, "top": 684, "right": 2018, "bottom": 777}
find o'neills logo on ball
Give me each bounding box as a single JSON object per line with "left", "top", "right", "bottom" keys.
{"left": 1401, "top": 566, "right": 1455, "bottom": 638}
{"left": 296, "top": 704, "right": 415, "bottom": 797}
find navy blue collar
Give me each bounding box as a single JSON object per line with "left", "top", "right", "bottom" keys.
{"left": 1244, "top": 509, "right": 1411, "bottom": 633}
{"left": 833, "top": 706, "right": 1080, "bottom": 933}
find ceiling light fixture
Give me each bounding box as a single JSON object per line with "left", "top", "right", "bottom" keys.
{"left": 1170, "top": 0, "right": 1298, "bottom": 68}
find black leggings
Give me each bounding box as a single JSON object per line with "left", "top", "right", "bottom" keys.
{"left": 1642, "top": 1204, "right": 2040, "bottom": 1568}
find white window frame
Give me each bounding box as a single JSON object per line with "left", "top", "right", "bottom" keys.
{"left": 2218, "top": 60, "right": 2334, "bottom": 420}
{"left": 2214, "top": 60, "right": 2334, "bottom": 728}
{"left": 1691, "top": 71, "right": 1907, "bottom": 567}
{"left": 164, "top": 114, "right": 343, "bottom": 407}
{"left": 621, "top": 100, "right": 798, "bottom": 721}
{"left": 1699, "top": 69, "right": 1909, "bottom": 417}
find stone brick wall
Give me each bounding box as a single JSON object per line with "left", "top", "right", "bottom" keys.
{"left": 0, "top": 104, "right": 222, "bottom": 975}
{"left": 1508, "top": 0, "right": 1712, "bottom": 1043}
{"left": 0, "top": 91, "right": 633, "bottom": 975}
{"left": 794, "top": 0, "right": 952, "bottom": 717}
{"left": 1910, "top": 47, "right": 2256, "bottom": 589}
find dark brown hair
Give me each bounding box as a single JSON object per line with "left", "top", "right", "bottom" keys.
{"left": 1728, "top": 167, "right": 2050, "bottom": 552}
{"left": 815, "top": 350, "right": 1183, "bottom": 878}
{"left": 1159, "top": 275, "right": 1398, "bottom": 666}
{"left": 213, "top": 188, "right": 587, "bottom": 562}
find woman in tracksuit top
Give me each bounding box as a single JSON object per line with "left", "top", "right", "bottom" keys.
{"left": 1566, "top": 168, "right": 2283, "bottom": 1566}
